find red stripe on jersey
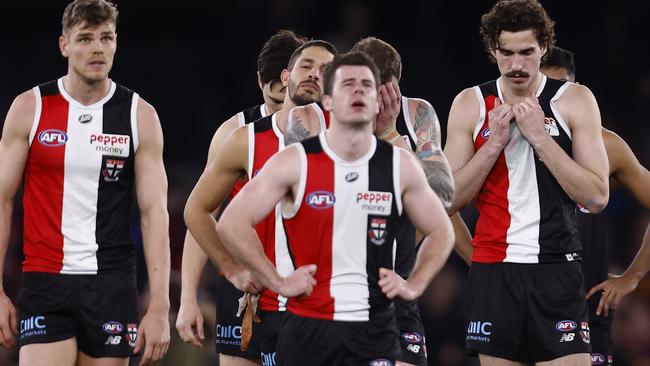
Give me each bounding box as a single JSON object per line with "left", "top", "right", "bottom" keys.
{"left": 23, "top": 93, "right": 68, "bottom": 272}
{"left": 252, "top": 128, "right": 283, "bottom": 311}
{"left": 228, "top": 177, "right": 248, "bottom": 201}
{"left": 284, "top": 152, "right": 335, "bottom": 320}
{"left": 323, "top": 110, "right": 330, "bottom": 128}
{"left": 472, "top": 95, "right": 511, "bottom": 263}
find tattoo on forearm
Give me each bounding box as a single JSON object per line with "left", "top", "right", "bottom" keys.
{"left": 285, "top": 112, "right": 310, "bottom": 145}
{"left": 423, "top": 160, "right": 455, "bottom": 210}
{"left": 413, "top": 101, "right": 454, "bottom": 208}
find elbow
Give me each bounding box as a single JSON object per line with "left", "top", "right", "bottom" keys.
{"left": 583, "top": 192, "right": 609, "bottom": 214}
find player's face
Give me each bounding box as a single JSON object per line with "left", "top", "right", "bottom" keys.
{"left": 60, "top": 21, "right": 117, "bottom": 84}
{"left": 262, "top": 81, "right": 286, "bottom": 113}
{"left": 287, "top": 46, "right": 335, "bottom": 106}
{"left": 491, "top": 30, "right": 546, "bottom": 92}
{"left": 324, "top": 65, "right": 379, "bottom": 126}
{"left": 541, "top": 66, "right": 575, "bottom": 82}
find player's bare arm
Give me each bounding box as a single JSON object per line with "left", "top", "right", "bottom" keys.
{"left": 176, "top": 114, "right": 241, "bottom": 348}
{"left": 0, "top": 90, "right": 34, "bottom": 349}
{"left": 444, "top": 88, "right": 512, "bottom": 214}
{"left": 184, "top": 126, "right": 260, "bottom": 292}
{"left": 586, "top": 129, "right": 650, "bottom": 315}
{"left": 132, "top": 99, "right": 171, "bottom": 365}
{"left": 379, "top": 150, "right": 454, "bottom": 301}
{"left": 216, "top": 145, "right": 317, "bottom": 298}
{"left": 409, "top": 98, "right": 455, "bottom": 211}
{"left": 450, "top": 213, "right": 473, "bottom": 265}
{"left": 521, "top": 84, "right": 609, "bottom": 212}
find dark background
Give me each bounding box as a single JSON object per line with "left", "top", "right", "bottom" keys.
{"left": 1, "top": 1, "right": 649, "bottom": 365}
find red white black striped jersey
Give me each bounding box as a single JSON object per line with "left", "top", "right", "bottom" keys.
{"left": 246, "top": 114, "right": 291, "bottom": 311}
{"left": 23, "top": 78, "right": 139, "bottom": 274}
{"left": 282, "top": 133, "right": 403, "bottom": 321}
{"left": 471, "top": 76, "right": 581, "bottom": 264}
{"left": 227, "top": 104, "right": 267, "bottom": 200}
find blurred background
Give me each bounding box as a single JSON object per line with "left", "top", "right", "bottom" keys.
{"left": 1, "top": 1, "right": 649, "bottom": 365}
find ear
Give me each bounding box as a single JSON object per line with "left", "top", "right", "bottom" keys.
{"left": 59, "top": 35, "right": 69, "bottom": 58}
{"left": 490, "top": 46, "right": 498, "bottom": 61}
{"left": 257, "top": 71, "right": 264, "bottom": 90}
{"left": 281, "top": 69, "right": 290, "bottom": 87}
{"left": 321, "top": 95, "right": 332, "bottom": 111}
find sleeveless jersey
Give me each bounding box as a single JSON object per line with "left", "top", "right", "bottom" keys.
{"left": 23, "top": 78, "right": 139, "bottom": 274}
{"left": 471, "top": 76, "right": 581, "bottom": 263}
{"left": 282, "top": 133, "right": 403, "bottom": 321}
{"left": 577, "top": 206, "right": 609, "bottom": 290}
{"left": 228, "top": 104, "right": 268, "bottom": 200}
{"left": 247, "top": 114, "right": 291, "bottom": 312}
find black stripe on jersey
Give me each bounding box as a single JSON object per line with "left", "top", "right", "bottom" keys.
{"left": 478, "top": 80, "right": 498, "bottom": 97}
{"left": 535, "top": 79, "right": 582, "bottom": 260}
{"left": 395, "top": 103, "right": 416, "bottom": 151}
{"left": 300, "top": 135, "right": 323, "bottom": 154}
{"left": 95, "top": 84, "right": 136, "bottom": 271}
{"left": 38, "top": 80, "right": 59, "bottom": 96}
{"left": 242, "top": 104, "right": 263, "bottom": 124}
{"left": 578, "top": 210, "right": 609, "bottom": 290}
{"left": 253, "top": 115, "right": 273, "bottom": 133}
{"left": 367, "top": 140, "right": 401, "bottom": 317}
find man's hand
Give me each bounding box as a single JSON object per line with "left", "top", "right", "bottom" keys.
{"left": 277, "top": 264, "right": 317, "bottom": 298}
{"left": 226, "top": 268, "right": 264, "bottom": 294}
{"left": 135, "top": 306, "right": 170, "bottom": 366}
{"left": 375, "top": 80, "right": 402, "bottom": 138}
{"left": 486, "top": 98, "right": 513, "bottom": 150}
{"left": 512, "top": 95, "right": 547, "bottom": 146}
{"left": 586, "top": 273, "right": 641, "bottom": 316}
{"left": 378, "top": 268, "right": 417, "bottom": 301}
{"left": 175, "top": 298, "right": 204, "bottom": 348}
{"left": 0, "top": 292, "right": 17, "bottom": 349}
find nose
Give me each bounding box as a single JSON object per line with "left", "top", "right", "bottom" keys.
{"left": 309, "top": 65, "right": 321, "bottom": 80}
{"left": 511, "top": 53, "right": 524, "bottom": 71}
{"left": 92, "top": 39, "right": 104, "bottom": 54}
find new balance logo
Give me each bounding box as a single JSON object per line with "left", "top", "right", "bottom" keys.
{"left": 105, "top": 335, "right": 122, "bottom": 345}
{"left": 559, "top": 333, "right": 575, "bottom": 343}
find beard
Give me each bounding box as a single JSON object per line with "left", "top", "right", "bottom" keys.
{"left": 288, "top": 79, "right": 320, "bottom": 106}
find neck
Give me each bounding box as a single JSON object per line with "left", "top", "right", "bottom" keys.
{"left": 500, "top": 71, "right": 543, "bottom": 104}
{"left": 324, "top": 119, "right": 373, "bottom": 162}
{"left": 275, "top": 98, "right": 298, "bottom": 135}
{"left": 63, "top": 71, "right": 111, "bottom": 106}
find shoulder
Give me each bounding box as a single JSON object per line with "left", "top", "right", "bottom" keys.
{"left": 3, "top": 89, "right": 37, "bottom": 137}
{"left": 447, "top": 87, "right": 481, "bottom": 131}
{"left": 407, "top": 98, "right": 438, "bottom": 120}
{"left": 602, "top": 128, "right": 635, "bottom": 175}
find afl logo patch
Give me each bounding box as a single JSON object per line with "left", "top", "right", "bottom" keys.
{"left": 78, "top": 114, "right": 93, "bottom": 124}
{"left": 38, "top": 129, "right": 68, "bottom": 146}
{"left": 369, "top": 359, "right": 393, "bottom": 366}
{"left": 481, "top": 127, "right": 491, "bottom": 140}
{"left": 345, "top": 172, "right": 359, "bottom": 182}
{"left": 102, "top": 321, "right": 124, "bottom": 334}
{"left": 555, "top": 320, "right": 577, "bottom": 332}
{"left": 306, "top": 191, "right": 335, "bottom": 209}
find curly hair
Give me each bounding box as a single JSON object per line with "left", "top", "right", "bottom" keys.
{"left": 257, "top": 30, "right": 307, "bottom": 86}
{"left": 480, "top": 0, "right": 556, "bottom": 62}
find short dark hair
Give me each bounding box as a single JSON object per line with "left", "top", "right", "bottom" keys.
{"left": 542, "top": 46, "right": 576, "bottom": 77}
{"left": 62, "top": 0, "right": 118, "bottom": 36}
{"left": 258, "top": 30, "right": 307, "bottom": 86}
{"left": 286, "top": 40, "right": 338, "bottom": 70}
{"left": 351, "top": 37, "right": 401, "bottom": 84}
{"left": 322, "top": 51, "right": 381, "bottom": 96}
{"left": 480, "top": 0, "right": 556, "bottom": 62}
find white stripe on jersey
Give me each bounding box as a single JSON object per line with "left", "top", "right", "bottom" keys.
{"left": 61, "top": 104, "right": 103, "bottom": 273}
{"left": 28, "top": 87, "right": 42, "bottom": 146}
{"left": 472, "top": 86, "right": 486, "bottom": 141}
{"left": 130, "top": 93, "right": 140, "bottom": 152}
{"left": 400, "top": 96, "right": 418, "bottom": 144}
{"left": 550, "top": 82, "right": 573, "bottom": 139}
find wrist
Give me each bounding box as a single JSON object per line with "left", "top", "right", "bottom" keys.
{"left": 378, "top": 126, "right": 399, "bottom": 141}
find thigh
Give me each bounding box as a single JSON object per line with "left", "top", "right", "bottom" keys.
{"left": 345, "top": 311, "right": 400, "bottom": 366}
{"left": 19, "top": 338, "right": 77, "bottom": 366}
{"left": 586, "top": 294, "right": 613, "bottom": 365}
{"left": 18, "top": 273, "right": 78, "bottom": 348}
{"left": 478, "top": 354, "right": 526, "bottom": 366}
{"left": 464, "top": 264, "right": 527, "bottom": 362}
{"left": 76, "top": 351, "right": 128, "bottom": 366}
{"left": 258, "top": 310, "right": 285, "bottom": 365}
{"left": 526, "top": 262, "right": 591, "bottom": 363}
{"left": 535, "top": 352, "right": 590, "bottom": 366}
{"left": 276, "top": 313, "right": 342, "bottom": 366}
{"left": 394, "top": 300, "right": 427, "bottom": 366}
{"left": 76, "top": 269, "right": 138, "bottom": 358}
{"left": 214, "top": 275, "right": 260, "bottom": 360}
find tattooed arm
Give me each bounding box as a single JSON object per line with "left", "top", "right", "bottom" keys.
{"left": 284, "top": 104, "right": 323, "bottom": 145}
{"left": 408, "top": 98, "right": 455, "bottom": 211}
